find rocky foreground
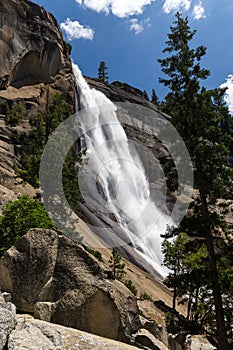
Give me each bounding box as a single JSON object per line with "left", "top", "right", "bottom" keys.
{"left": 0, "top": 229, "right": 216, "bottom": 350}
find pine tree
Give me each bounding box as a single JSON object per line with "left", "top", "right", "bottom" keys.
{"left": 98, "top": 61, "right": 109, "bottom": 83}
{"left": 151, "top": 88, "right": 159, "bottom": 105}
{"left": 109, "top": 248, "right": 126, "bottom": 280}
{"left": 158, "top": 12, "right": 233, "bottom": 350}
{"left": 162, "top": 232, "right": 188, "bottom": 311}
{"left": 143, "top": 90, "right": 149, "bottom": 101}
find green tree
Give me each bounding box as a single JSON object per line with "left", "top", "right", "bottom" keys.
{"left": 98, "top": 61, "right": 109, "bottom": 83}
{"left": 162, "top": 232, "right": 188, "bottom": 311}
{"left": 4, "top": 102, "right": 26, "bottom": 125}
{"left": 143, "top": 90, "right": 149, "bottom": 101}
{"left": 158, "top": 13, "right": 233, "bottom": 349}
{"left": 151, "top": 88, "right": 159, "bottom": 105}
{"left": 0, "top": 196, "right": 54, "bottom": 255}
{"left": 16, "top": 93, "right": 72, "bottom": 187}
{"left": 109, "top": 248, "right": 126, "bottom": 280}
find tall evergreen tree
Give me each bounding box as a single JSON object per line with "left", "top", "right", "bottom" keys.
{"left": 151, "top": 88, "right": 159, "bottom": 105}
{"left": 98, "top": 61, "right": 109, "bottom": 83}
{"left": 158, "top": 12, "right": 233, "bottom": 350}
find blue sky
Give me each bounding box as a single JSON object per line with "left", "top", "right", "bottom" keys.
{"left": 33, "top": 0, "right": 233, "bottom": 108}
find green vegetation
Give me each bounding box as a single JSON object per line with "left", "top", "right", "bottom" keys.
{"left": 109, "top": 248, "right": 126, "bottom": 280}
{"left": 20, "top": 0, "right": 30, "bottom": 10}
{"left": 5, "top": 93, "right": 83, "bottom": 228}
{"left": 151, "top": 88, "right": 159, "bottom": 105}
{"left": 143, "top": 90, "right": 149, "bottom": 101}
{"left": 159, "top": 13, "right": 233, "bottom": 349}
{"left": 124, "top": 279, "right": 138, "bottom": 296}
{"left": 0, "top": 196, "right": 54, "bottom": 256}
{"left": 4, "top": 102, "right": 26, "bottom": 126}
{"left": 13, "top": 93, "right": 71, "bottom": 187}
{"left": 140, "top": 292, "right": 153, "bottom": 302}
{"left": 86, "top": 248, "right": 103, "bottom": 261}
{"left": 63, "top": 41, "right": 72, "bottom": 57}
{"left": 98, "top": 61, "right": 109, "bottom": 83}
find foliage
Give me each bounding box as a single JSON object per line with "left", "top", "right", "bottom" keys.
{"left": 86, "top": 247, "right": 103, "bottom": 261}
{"left": 0, "top": 196, "right": 54, "bottom": 256}
{"left": 98, "top": 61, "right": 109, "bottom": 83}
{"left": 63, "top": 41, "right": 72, "bottom": 57}
{"left": 151, "top": 88, "right": 159, "bottom": 105}
{"left": 6, "top": 94, "right": 83, "bottom": 240}
{"left": 140, "top": 292, "right": 153, "bottom": 302}
{"left": 20, "top": 0, "right": 30, "bottom": 10}
{"left": 124, "top": 279, "right": 138, "bottom": 296}
{"left": 143, "top": 90, "right": 149, "bottom": 101}
{"left": 109, "top": 248, "right": 126, "bottom": 280}
{"left": 158, "top": 13, "right": 233, "bottom": 348}
{"left": 15, "top": 93, "right": 72, "bottom": 187}
{"left": 165, "top": 312, "right": 177, "bottom": 333}
{"left": 4, "top": 102, "right": 26, "bottom": 126}
{"left": 62, "top": 148, "right": 83, "bottom": 215}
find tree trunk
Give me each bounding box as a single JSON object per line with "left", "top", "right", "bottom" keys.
{"left": 187, "top": 293, "right": 192, "bottom": 320}
{"left": 199, "top": 187, "right": 229, "bottom": 350}
{"left": 173, "top": 285, "right": 177, "bottom": 312}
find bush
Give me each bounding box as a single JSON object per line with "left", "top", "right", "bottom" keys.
{"left": 4, "top": 102, "right": 26, "bottom": 126}
{"left": 87, "top": 248, "right": 103, "bottom": 261}
{"left": 63, "top": 41, "right": 72, "bottom": 57}
{"left": 20, "top": 0, "right": 30, "bottom": 10}
{"left": 0, "top": 196, "right": 55, "bottom": 256}
{"left": 140, "top": 292, "right": 153, "bottom": 302}
{"left": 124, "top": 279, "right": 138, "bottom": 296}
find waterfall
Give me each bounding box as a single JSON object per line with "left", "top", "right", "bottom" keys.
{"left": 73, "top": 63, "right": 172, "bottom": 275}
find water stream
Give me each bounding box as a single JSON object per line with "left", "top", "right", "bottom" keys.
{"left": 73, "top": 63, "right": 172, "bottom": 274}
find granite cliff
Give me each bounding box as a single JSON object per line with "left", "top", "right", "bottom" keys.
{"left": 0, "top": 0, "right": 74, "bottom": 212}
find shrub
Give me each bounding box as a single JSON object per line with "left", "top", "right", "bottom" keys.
{"left": 87, "top": 248, "right": 103, "bottom": 261}
{"left": 63, "top": 42, "right": 72, "bottom": 57}
{"left": 20, "top": 0, "right": 30, "bottom": 10}
{"left": 0, "top": 196, "right": 55, "bottom": 256}
{"left": 4, "top": 102, "right": 26, "bottom": 126}
{"left": 124, "top": 279, "right": 138, "bottom": 296}
{"left": 140, "top": 292, "right": 153, "bottom": 302}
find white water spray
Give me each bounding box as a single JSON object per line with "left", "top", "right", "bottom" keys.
{"left": 73, "top": 63, "right": 173, "bottom": 275}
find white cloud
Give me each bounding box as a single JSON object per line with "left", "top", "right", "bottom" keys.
{"left": 192, "top": 2, "right": 206, "bottom": 20}
{"left": 220, "top": 75, "right": 233, "bottom": 115}
{"left": 60, "top": 18, "right": 94, "bottom": 40}
{"left": 129, "top": 19, "right": 144, "bottom": 34}
{"left": 163, "top": 0, "right": 191, "bottom": 13}
{"left": 75, "top": 0, "right": 155, "bottom": 18}
{"left": 129, "top": 18, "right": 151, "bottom": 34}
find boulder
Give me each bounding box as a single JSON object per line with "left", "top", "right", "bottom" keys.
{"left": 187, "top": 335, "right": 217, "bottom": 350}
{"left": 0, "top": 229, "right": 141, "bottom": 343}
{"left": 134, "top": 329, "right": 169, "bottom": 350}
{"left": 8, "top": 314, "right": 141, "bottom": 350}
{"left": 0, "top": 293, "right": 16, "bottom": 350}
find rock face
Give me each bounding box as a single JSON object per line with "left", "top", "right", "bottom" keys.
{"left": 0, "top": 0, "right": 75, "bottom": 212}
{"left": 7, "top": 314, "right": 142, "bottom": 350}
{"left": 0, "top": 229, "right": 141, "bottom": 344}
{"left": 0, "top": 0, "right": 73, "bottom": 96}
{"left": 187, "top": 335, "right": 217, "bottom": 350}
{"left": 0, "top": 292, "right": 16, "bottom": 349}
